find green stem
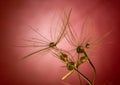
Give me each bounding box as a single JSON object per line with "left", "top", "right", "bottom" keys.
{"left": 73, "top": 67, "right": 92, "bottom": 85}
{"left": 84, "top": 51, "right": 96, "bottom": 85}
{"left": 77, "top": 70, "right": 83, "bottom": 85}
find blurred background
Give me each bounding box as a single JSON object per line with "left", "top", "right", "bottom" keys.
{"left": 0, "top": 0, "right": 120, "bottom": 85}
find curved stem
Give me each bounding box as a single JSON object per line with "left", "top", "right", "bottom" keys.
{"left": 73, "top": 67, "right": 92, "bottom": 85}
{"left": 84, "top": 51, "right": 96, "bottom": 85}
{"left": 77, "top": 71, "right": 83, "bottom": 85}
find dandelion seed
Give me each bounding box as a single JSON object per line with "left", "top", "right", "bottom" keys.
{"left": 65, "top": 16, "right": 98, "bottom": 85}
{"left": 66, "top": 15, "right": 111, "bottom": 85}
{"left": 19, "top": 9, "right": 72, "bottom": 59}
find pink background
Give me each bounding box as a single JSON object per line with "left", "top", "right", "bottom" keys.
{"left": 1, "top": 0, "right": 120, "bottom": 85}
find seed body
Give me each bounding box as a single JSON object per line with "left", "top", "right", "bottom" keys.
{"left": 66, "top": 62, "right": 74, "bottom": 70}
{"left": 80, "top": 56, "right": 88, "bottom": 63}
{"left": 49, "top": 42, "right": 56, "bottom": 47}
{"left": 60, "top": 53, "right": 68, "bottom": 62}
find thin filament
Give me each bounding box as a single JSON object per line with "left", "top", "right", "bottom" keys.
{"left": 55, "top": 9, "right": 72, "bottom": 44}
{"left": 22, "top": 47, "right": 50, "bottom": 59}
{"left": 31, "top": 37, "right": 50, "bottom": 43}
{"left": 24, "top": 39, "right": 47, "bottom": 44}
{"left": 29, "top": 26, "right": 51, "bottom": 42}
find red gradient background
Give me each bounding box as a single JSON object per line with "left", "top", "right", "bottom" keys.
{"left": 1, "top": 0, "right": 120, "bottom": 85}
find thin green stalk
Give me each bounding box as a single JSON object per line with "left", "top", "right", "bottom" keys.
{"left": 77, "top": 70, "right": 83, "bottom": 85}
{"left": 73, "top": 67, "right": 92, "bottom": 85}
{"left": 84, "top": 51, "right": 96, "bottom": 85}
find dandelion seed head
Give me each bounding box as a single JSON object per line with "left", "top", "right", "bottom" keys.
{"left": 76, "top": 46, "right": 84, "bottom": 53}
